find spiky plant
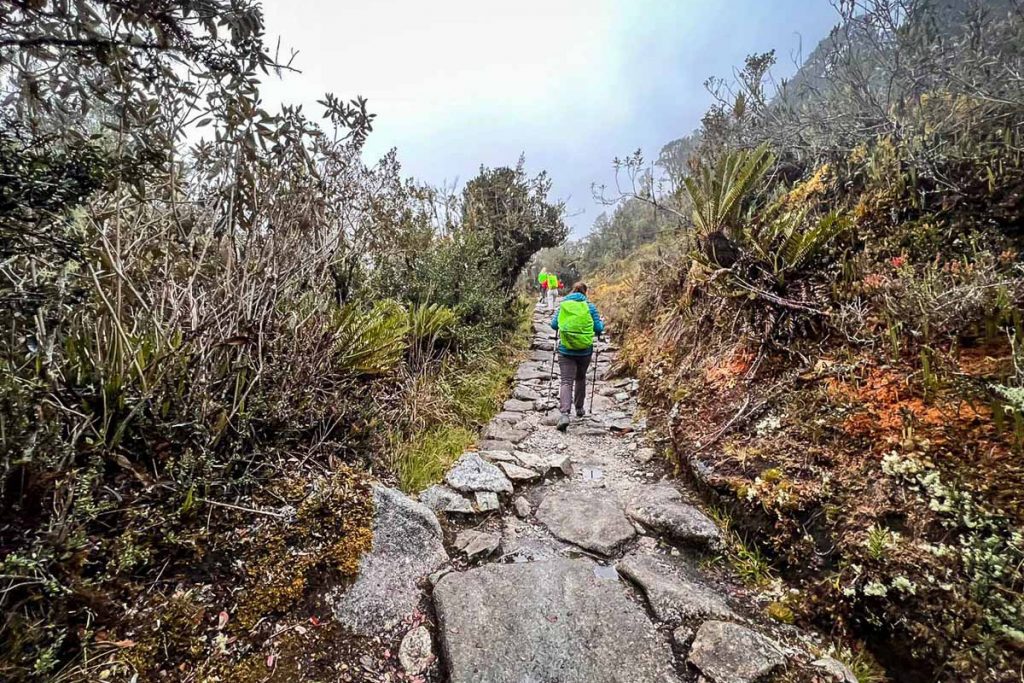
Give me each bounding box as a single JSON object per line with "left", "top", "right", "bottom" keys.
{"left": 682, "top": 143, "right": 774, "bottom": 241}
{"left": 743, "top": 209, "right": 851, "bottom": 284}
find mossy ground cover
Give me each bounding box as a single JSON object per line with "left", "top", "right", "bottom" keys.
{"left": 40, "top": 466, "right": 377, "bottom": 682}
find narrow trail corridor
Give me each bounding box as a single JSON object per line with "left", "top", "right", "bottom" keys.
{"left": 399, "top": 301, "right": 854, "bottom": 683}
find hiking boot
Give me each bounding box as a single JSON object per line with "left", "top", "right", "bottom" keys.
{"left": 576, "top": 409, "right": 586, "bottom": 418}
{"left": 556, "top": 414, "right": 570, "bottom": 432}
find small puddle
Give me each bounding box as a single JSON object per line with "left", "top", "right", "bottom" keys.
{"left": 593, "top": 565, "right": 619, "bottom": 580}
{"left": 581, "top": 466, "right": 604, "bottom": 481}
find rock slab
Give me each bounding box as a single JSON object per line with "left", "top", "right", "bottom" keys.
{"left": 688, "top": 620, "right": 785, "bottom": 683}
{"left": 617, "top": 554, "right": 734, "bottom": 624}
{"left": 433, "top": 559, "right": 676, "bottom": 683}
{"left": 333, "top": 486, "right": 448, "bottom": 634}
{"left": 445, "top": 453, "right": 513, "bottom": 494}
{"left": 483, "top": 423, "right": 529, "bottom": 444}
{"left": 536, "top": 491, "right": 635, "bottom": 556}
{"left": 455, "top": 529, "right": 500, "bottom": 559}
{"left": 498, "top": 461, "right": 541, "bottom": 482}
{"left": 627, "top": 486, "right": 722, "bottom": 549}
{"left": 419, "top": 484, "right": 473, "bottom": 514}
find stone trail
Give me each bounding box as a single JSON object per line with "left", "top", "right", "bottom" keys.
{"left": 335, "top": 302, "right": 856, "bottom": 683}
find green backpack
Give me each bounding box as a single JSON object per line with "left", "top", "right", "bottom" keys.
{"left": 557, "top": 299, "right": 595, "bottom": 350}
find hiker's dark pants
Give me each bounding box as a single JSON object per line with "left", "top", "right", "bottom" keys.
{"left": 558, "top": 353, "right": 591, "bottom": 414}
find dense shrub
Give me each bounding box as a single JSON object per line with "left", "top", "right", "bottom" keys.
{"left": 589, "top": 2, "right": 1024, "bottom": 680}
{"left": 0, "top": 2, "right": 561, "bottom": 678}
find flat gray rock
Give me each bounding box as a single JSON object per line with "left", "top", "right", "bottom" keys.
{"left": 493, "top": 411, "right": 525, "bottom": 423}
{"left": 433, "top": 559, "right": 677, "bottom": 683}
{"left": 502, "top": 399, "right": 536, "bottom": 413}
{"left": 419, "top": 484, "right": 474, "bottom": 514}
{"left": 333, "top": 486, "right": 448, "bottom": 634}
{"left": 479, "top": 449, "right": 517, "bottom": 463}
{"left": 478, "top": 439, "right": 516, "bottom": 452}
{"left": 475, "top": 491, "right": 499, "bottom": 511}
{"left": 688, "top": 620, "right": 785, "bottom": 683}
{"left": 627, "top": 486, "right": 723, "bottom": 549}
{"left": 513, "top": 496, "right": 532, "bottom": 518}
{"left": 607, "top": 418, "right": 636, "bottom": 433}
{"left": 454, "top": 529, "right": 500, "bottom": 559}
{"left": 512, "top": 451, "right": 551, "bottom": 475}
{"left": 512, "top": 385, "right": 543, "bottom": 401}
{"left": 536, "top": 491, "right": 635, "bottom": 556}
{"left": 482, "top": 423, "right": 529, "bottom": 443}
{"left": 617, "top": 554, "right": 734, "bottom": 624}
{"left": 445, "top": 453, "right": 513, "bottom": 494}
{"left": 498, "top": 460, "right": 540, "bottom": 482}
{"left": 516, "top": 367, "right": 549, "bottom": 382}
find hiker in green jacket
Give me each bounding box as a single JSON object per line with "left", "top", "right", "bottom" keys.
{"left": 550, "top": 281, "right": 605, "bottom": 431}
{"left": 544, "top": 271, "right": 559, "bottom": 311}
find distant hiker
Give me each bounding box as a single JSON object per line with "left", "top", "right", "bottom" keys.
{"left": 537, "top": 268, "right": 549, "bottom": 304}
{"left": 545, "top": 271, "right": 559, "bottom": 310}
{"left": 550, "top": 282, "right": 605, "bottom": 431}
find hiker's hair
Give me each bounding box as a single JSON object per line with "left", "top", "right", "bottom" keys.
{"left": 571, "top": 282, "right": 588, "bottom": 294}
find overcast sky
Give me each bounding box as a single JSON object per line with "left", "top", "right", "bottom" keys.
{"left": 259, "top": 1, "right": 839, "bottom": 236}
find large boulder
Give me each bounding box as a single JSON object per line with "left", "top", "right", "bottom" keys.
{"left": 617, "top": 553, "right": 735, "bottom": 624}
{"left": 626, "top": 486, "right": 723, "bottom": 549}
{"left": 445, "top": 453, "right": 514, "bottom": 494}
{"left": 333, "top": 486, "right": 448, "bottom": 634}
{"left": 433, "top": 559, "right": 677, "bottom": 683}
{"left": 688, "top": 620, "right": 786, "bottom": 683}
{"left": 536, "top": 490, "right": 635, "bottom": 556}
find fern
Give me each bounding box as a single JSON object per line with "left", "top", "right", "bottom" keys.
{"left": 408, "top": 303, "right": 457, "bottom": 346}
{"left": 332, "top": 301, "right": 409, "bottom": 375}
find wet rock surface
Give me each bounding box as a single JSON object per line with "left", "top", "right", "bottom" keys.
{"left": 433, "top": 559, "right": 677, "bottom": 683}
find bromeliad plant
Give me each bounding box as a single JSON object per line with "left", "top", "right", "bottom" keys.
{"left": 681, "top": 144, "right": 850, "bottom": 333}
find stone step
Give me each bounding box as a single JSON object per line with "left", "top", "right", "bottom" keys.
{"left": 432, "top": 559, "right": 679, "bottom": 683}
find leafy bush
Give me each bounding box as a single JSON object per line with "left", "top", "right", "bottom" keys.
{"left": 0, "top": 2, "right": 557, "bottom": 677}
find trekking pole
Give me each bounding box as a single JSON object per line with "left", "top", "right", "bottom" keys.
{"left": 589, "top": 341, "right": 599, "bottom": 414}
